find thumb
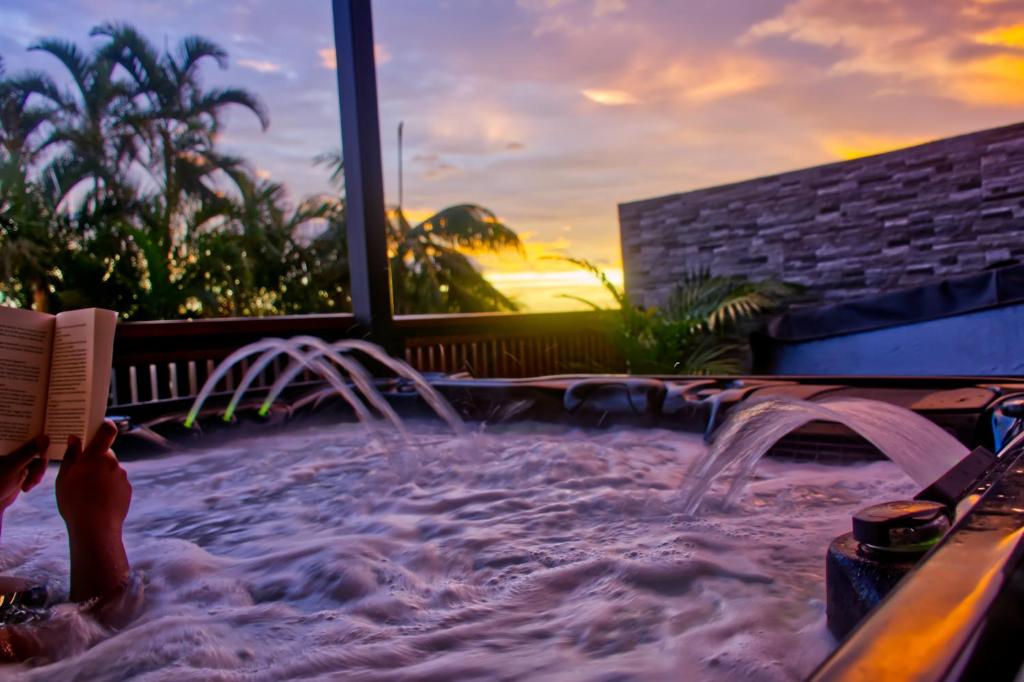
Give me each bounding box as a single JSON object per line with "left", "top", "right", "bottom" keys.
{"left": 82, "top": 421, "right": 118, "bottom": 460}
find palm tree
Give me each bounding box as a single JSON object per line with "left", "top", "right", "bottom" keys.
{"left": 0, "top": 57, "right": 64, "bottom": 173}
{"left": 20, "top": 24, "right": 273, "bottom": 319}
{"left": 0, "top": 182, "right": 54, "bottom": 311}
{"left": 315, "top": 150, "right": 522, "bottom": 314}
{"left": 2, "top": 25, "right": 524, "bottom": 319}
{"left": 388, "top": 205, "right": 521, "bottom": 314}
{"left": 92, "top": 23, "right": 269, "bottom": 263}
{"left": 655, "top": 269, "right": 796, "bottom": 373}
{"left": 26, "top": 36, "right": 139, "bottom": 213}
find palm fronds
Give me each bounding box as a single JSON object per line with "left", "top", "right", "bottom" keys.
{"left": 388, "top": 206, "right": 522, "bottom": 314}
{"left": 561, "top": 257, "right": 795, "bottom": 375}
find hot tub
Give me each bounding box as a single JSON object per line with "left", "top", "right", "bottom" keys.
{"left": 10, "top": 371, "right": 1024, "bottom": 681}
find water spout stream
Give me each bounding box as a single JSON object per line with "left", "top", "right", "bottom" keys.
{"left": 333, "top": 339, "right": 467, "bottom": 435}
{"left": 222, "top": 336, "right": 407, "bottom": 437}
{"left": 183, "top": 340, "right": 375, "bottom": 429}
{"left": 184, "top": 338, "right": 465, "bottom": 436}
{"left": 257, "top": 339, "right": 466, "bottom": 435}
{"left": 680, "top": 397, "right": 970, "bottom": 516}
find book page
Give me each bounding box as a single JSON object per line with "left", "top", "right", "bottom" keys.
{"left": 0, "top": 307, "right": 55, "bottom": 454}
{"left": 88, "top": 309, "right": 117, "bottom": 452}
{"left": 43, "top": 309, "right": 117, "bottom": 460}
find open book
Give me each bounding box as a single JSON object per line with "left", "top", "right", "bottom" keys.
{"left": 0, "top": 307, "right": 117, "bottom": 460}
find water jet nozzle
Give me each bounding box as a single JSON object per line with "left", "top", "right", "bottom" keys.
{"left": 851, "top": 500, "right": 950, "bottom": 555}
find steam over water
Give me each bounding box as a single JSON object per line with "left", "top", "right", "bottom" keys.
{"left": 0, "top": 423, "right": 915, "bottom": 681}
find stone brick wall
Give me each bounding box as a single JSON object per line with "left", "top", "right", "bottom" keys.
{"left": 618, "top": 121, "right": 1024, "bottom": 308}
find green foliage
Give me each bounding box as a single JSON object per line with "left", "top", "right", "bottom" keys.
{"left": 0, "top": 26, "right": 520, "bottom": 319}
{"left": 557, "top": 257, "right": 797, "bottom": 374}
{"left": 0, "top": 24, "right": 288, "bottom": 317}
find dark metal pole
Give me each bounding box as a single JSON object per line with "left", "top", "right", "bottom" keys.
{"left": 331, "top": 0, "right": 394, "bottom": 345}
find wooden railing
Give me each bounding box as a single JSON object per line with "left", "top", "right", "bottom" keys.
{"left": 397, "top": 312, "right": 619, "bottom": 377}
{"left": 110, "top": 311, "right": 620, "bottom": 410}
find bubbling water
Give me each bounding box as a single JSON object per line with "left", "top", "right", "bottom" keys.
{"left": 1, "top": 422, "right": 917, "bottom": 681}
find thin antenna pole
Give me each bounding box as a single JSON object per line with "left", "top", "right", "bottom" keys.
{"left": 397, "top": 121, "right": 404, "bottom": 216}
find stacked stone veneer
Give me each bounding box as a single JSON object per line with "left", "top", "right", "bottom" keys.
{"left": 618, "top": 121, "right": 1024, "bottom": 308}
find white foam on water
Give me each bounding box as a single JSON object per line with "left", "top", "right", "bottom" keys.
{"left": 0, "top": 423, "right": 917, "bottom": 681}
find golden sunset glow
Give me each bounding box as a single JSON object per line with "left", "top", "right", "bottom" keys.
{"left": 976, "top": 23, "right": 1024, "bottom": 49}
{"left": 820, "top": 133, "right": 930, "bottom": 161}
{"left": 397, "top": 0, "right": 1024, "bottom": 310}
{"left": 399, "top": 207, "right": 440, "bottom": 226}
{"left": 953, "top": 54, "right": 1024, "bottom": 105}
{"left": 454, "top": 229, "right": 620, "bottom": 312}
{"left": 485, "top": 268, "right": 623, "bottom": 311}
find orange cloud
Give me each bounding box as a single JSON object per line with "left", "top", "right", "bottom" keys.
{"left": 582, "top": 53, "right": 776, "bottom": 108}
{"left": 951, "top": 53, "right": 1024, "bottom": 105}
{"left": 582, "top": 88, "right": 638, "bottom": 105}
{"left": 684, "top": 58, "right": 774, "bottom": 102}
{"left": 746, "top": 0, "right": 1024, "bottom": 107}
{"left": 317, "top": 48, "right": 336, "bottom": 69}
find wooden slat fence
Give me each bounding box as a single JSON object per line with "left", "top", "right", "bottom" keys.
{"left": 109, "top": 311, "right": 620, "bottom": 411}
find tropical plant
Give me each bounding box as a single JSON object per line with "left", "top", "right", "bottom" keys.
{"left": 0, "top": 56, "right": 62, "bottom": 173}
{"left": 0, "top": 25, "right": 320, "bottom": 319}
{"left": 93, "top": 23, "right": 269, "bottom": 259}
{"left": 181, "top": 176, "right": 343, "bottom": 317}
{"left": 24, "top": 34, "right": 138, "bottom": 213}
{"left": 388, "top": 206, "right": 522, "bottom": 314}
{"left": 315, "top": 151, "right": 523, "bottom": 314}
{"left": 558, "top": 256, "right": 796, "bottom": 374}
{"left": 0, "top": 25, "right": 523, "bottom": 320}
{"left": 0, "top": 56, "right": 64, "bottom": 310}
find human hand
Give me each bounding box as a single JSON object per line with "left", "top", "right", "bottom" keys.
{"left": 0, "top": 436, "right": 49, "bottom": 516}
{"left": 56, "top": 422, "right": 131, "bottom": 538}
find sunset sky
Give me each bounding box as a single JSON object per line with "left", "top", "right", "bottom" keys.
{"left": 3, "top": 0, "right": 1024, "bottom": 310}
